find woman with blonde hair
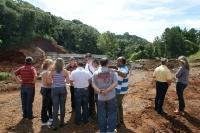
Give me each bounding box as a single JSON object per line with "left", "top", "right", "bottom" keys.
{"left": 174, "top": 56, "right": 190, "bottom": 115}
{"left": 49, "top": 58, "right": 69, "bottom": 130}
{"left": 40, "top": 59, "right": 54, "bottom": 126}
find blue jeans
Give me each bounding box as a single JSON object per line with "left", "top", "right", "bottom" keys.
{"left": 98, "top": 97, "right": 117, "bottom": 133}
{"left": 176, "top": 82, "right": 187, "bottom": 111}
{"left": 51, "top": 87, "right": 67, "bottom": 127}
{"left": 21, "top": 85, "right": 35, "bottom": 118}
{"left": 74, "top": 88, "right": 89, "bottom": 123}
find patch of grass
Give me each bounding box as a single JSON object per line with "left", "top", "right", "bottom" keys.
{"left": 189, "top": 51, "right": 200, "bottom": 62}
{"left": 0, "top": 72, "right": 11, "bottom": 81}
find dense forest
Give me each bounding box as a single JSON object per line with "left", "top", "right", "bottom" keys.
{"left": 0, "top": 0, "right": 200, "bottom": 60}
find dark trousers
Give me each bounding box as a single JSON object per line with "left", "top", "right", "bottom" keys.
{"left": 155, "top": 81, "right": 169, "bottom": 113}
{"left": 95, "top": 93, "right": 98, "bottom": 110}
{"left": 88, "top": 84, "right": 95, "bottom": 116}
{"left": 70, "top": 85, "right": 75, "bottom": 110}
{"left": 40, "top": 87, "right": 52, "bottom": 123}
{"left": 52, "top": 87, "right": 67, "bottom": 127}
{"left": 74, "top": 88, "right": 89, "bottom": 123}
{"left": 176, "top": 82, "right": 187, "bottom": 111}
{"left": 117, "top": 94, "right": 124, "bottom": 125}
{"left": 21, "top": 85, "right": 35, "bottom": 119}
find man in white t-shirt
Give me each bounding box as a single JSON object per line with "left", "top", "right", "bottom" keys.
{"left": 70, "top": 61, "right": 91, "bottom": 125}
{"left": 84, "top": 53, "right": 96, "bottom": 117}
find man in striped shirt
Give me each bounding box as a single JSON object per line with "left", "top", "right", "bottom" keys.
{"left": 115, "top": 56, "right": 129, "bottom": 127}
{"left": 14, "top": 56, "right": 37, "bottom": 119}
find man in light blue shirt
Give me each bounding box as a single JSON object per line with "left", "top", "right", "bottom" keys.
{"left": 92, "top": 58, "right": 118, "bottom": 133}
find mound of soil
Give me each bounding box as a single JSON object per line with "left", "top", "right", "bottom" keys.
{"left": 25, "top": 37, "right": 67, "bottom": 54}
{"left": 0, "top": 50, "right": 25, "bottom": 64}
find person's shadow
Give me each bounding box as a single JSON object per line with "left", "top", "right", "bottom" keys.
{"left": 161, "top": 113, "right": 193, "bottom": 132}
{"left": 117, "top": 125, "right": 135, "bottom": 133}
{"left": 6, "top": 118, "right": 34, "bottom": 133}
{"left": 183, "top": 112, "right": 200, "bottom": 129}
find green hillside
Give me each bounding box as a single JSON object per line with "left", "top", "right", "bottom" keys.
{"left": 0, "top": 0, "right": 199, "bottom": 60}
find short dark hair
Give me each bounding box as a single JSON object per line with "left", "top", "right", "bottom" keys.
{"left": 77, "top": 61, "right": 84, "bottom": 67}
{"left": 161, "top": 58, "right": 167, "bottom": 65}
{"left": 118, "top": 56, "right": 126, "bottom": 64}
{"left": 25, "top": 56, "right": 33, "bottom": 64}
{"left": 85, "top": 53, "right": 92, "bottom": 58}
{"left": 100, "top": 58, "right": 109, "bottom": 66}
{"left": 92, "top": 59, "right": 99, "bottom": 65}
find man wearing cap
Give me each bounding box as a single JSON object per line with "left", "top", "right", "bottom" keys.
{"left": 153, "top": 58, "right": 172, "bottom": 114}
{"left": 14, "top": 56, "right": 37, "bottom": 119}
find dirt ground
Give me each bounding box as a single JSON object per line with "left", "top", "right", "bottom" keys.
{"left": 0, "top": 67, "right": 200, "bottom": 133}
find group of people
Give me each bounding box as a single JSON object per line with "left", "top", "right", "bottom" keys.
{"left": 13, "top": 53, "right": 129, "bottom": 133}
{"left": 13, "top": 53, "right": 190, "bottom": 133}
{"left": 153, "top": 56, "right": 189, "bottom": 115}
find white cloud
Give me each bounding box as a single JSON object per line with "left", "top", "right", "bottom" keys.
{"left": 25, "top": 0, "right": 200, "bottom": 42}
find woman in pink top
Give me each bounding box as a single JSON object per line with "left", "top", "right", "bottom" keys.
{"left": 40, "top": 59, "right": 54, "bottom": 126}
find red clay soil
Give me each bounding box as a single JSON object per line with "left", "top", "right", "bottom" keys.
{"left": 0, "top": 68, "right": 200, "bottom": 133}
{"left": 0, "top": 50, "right": 25, "bottom": 64}
{"left": 28, "top": 37, "right": 67, "bottom": 54}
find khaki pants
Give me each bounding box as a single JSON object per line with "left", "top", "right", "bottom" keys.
{"left": 117, "top": 94, "right": 124, "bottom": 125}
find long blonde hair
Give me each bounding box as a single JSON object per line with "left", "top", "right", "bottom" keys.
{"left": 178, "top": 56, "right": 190, "bottom": 71}
{"left": 41, "top": 59, "right": 53, "bottom": 70}
{"left": 54, "top": 58, "right": 64, "bottom": 73}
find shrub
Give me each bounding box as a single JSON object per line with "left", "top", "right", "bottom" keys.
{"left": 0, "top": 72, "right": 11, "bottom": 81}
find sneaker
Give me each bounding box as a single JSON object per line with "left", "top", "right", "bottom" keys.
{"left": 41, "top": 122, "right": 51, "bottom": 126}
{"left": 48, "top": 118, "right": 53, "bottom": 122}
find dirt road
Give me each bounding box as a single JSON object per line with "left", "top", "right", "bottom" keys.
{"left": 0, "top": 69, "right": 200, "bottom": 133}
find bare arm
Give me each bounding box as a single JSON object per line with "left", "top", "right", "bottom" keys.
{"left": 13, "top": 74, "right": 22, "bottom": 83}
{"left": 102, "top": 81, "right": 118, "bottom": 95}
{"left": 92, "top": 82, "right": 101, "bottom": 94}
{"left": 33, "top": 69, "right": 37, "bottom": 83}
{"left": 114, "top": 70, "right": 127, "bottom": 78}
{"left": 64, "top": 69, "right": 70, "bottom": 84}
{"left": 12, "top": 68, "right": 22, "bottom": 83}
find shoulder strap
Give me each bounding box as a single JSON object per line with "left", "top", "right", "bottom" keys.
{"left": 88, "top": 65, "right": 93, "bottom": 74}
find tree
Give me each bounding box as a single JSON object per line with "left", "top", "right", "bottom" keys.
{"left": 19, "top": 10, "right": 36, "bottom": 41}
{"left": 97, "top": 31, "right": 118, "bottom": 58}
{"left": 0, "top": 25, "right": 2, "bottom": 45}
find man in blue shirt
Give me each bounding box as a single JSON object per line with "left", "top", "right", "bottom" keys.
{"left": 92, "top": 58, "right": 118, "bottom": 133}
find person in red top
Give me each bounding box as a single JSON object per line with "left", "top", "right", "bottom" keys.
{"left": 14, "top": 56, "right": 37, "bottom": 119}
{"left": 66, "top": 57, "right": 77, "bottom": 112}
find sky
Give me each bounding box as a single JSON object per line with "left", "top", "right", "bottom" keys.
{"left": 24, "top": 0, "right": 200, "bottom": 42}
